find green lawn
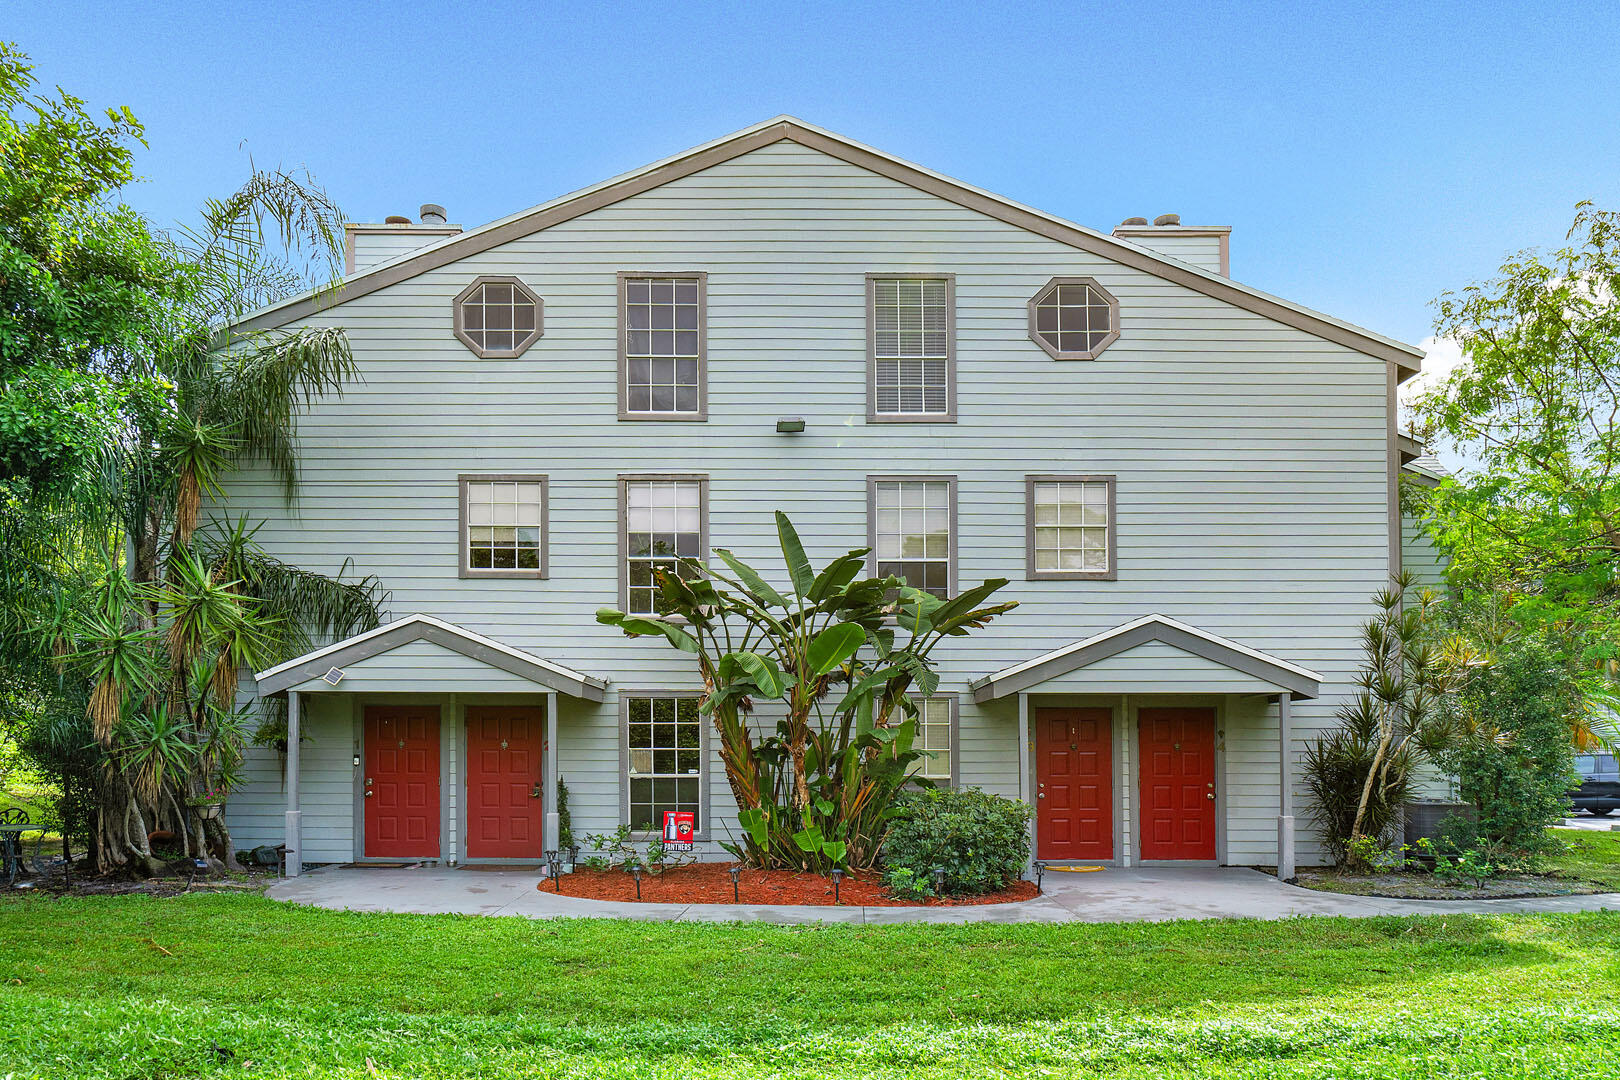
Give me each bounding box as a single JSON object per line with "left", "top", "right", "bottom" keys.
{"left": 1548, "top": 826, "right": 1620, "bottom": 890}
{"left": 1, "top": 894, "right": 1618, "bottom": 1078}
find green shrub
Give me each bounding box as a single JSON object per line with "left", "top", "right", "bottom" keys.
{"left": 880, "top": 786, "right": 1032, "bottom": 897}
{"left": 1301, "top": 727, "right": 1416, "bottom": 866}
{"left": 1436, "top": 634, "right": 1580, "bottom": 858}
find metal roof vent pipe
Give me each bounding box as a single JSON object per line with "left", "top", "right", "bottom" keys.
{"left": 419, "top": 203, "right": 448, "bottom": 225}
{"left": 1153, "top": 213, "right": 1181, "bottom": 227}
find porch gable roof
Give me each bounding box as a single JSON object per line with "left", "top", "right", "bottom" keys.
{"left": 969, "top": 613, "right": 1322, "bottom": 703}
{"left": 253, "top": 613, "right": 609, "bottom": 700}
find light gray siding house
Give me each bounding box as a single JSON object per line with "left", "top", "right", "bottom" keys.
{"left": 220, "top": 117, "right": 1435, "bottom": 877}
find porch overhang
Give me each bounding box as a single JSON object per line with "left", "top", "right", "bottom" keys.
{"left": 252, "top": 613, "right": 609, "bottom": 701}
{"left": 970, "top": 613, "right": 1322, "bottom": 703}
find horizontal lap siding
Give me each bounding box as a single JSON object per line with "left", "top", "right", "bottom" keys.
{"left": 224, "top": 692, "right": 353, "bottom": 864}
{"left": 218, "top": 140, "right": 1393, "bottom": 867}
{"left": 287, "top": 638, "right": 545, "bottom": 695}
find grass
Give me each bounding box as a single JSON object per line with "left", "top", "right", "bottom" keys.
{"left": 1547, "top": 826, "right": 1620, "bottom": 890}
{"left": 1, "top": 893, "right": 1618, "bottom": 1077}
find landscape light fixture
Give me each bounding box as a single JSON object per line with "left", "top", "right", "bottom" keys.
{"left": 931, "top": 867, "right": 946, "bottom": 896}
{"left": 830, "top": 868, "right": 844, "bottom": 904}
{"left": 728, "top": 865, "right": 741, "bottom": 903}
{"left": 1034, "top": 862, "right": 1047, "bottom": 890}
{"left": 775, "top": 416, "right": 805, "bottom": 433}
{"left": 566, "top": 844, "right": 580, "bottom": 871}
{"left": 631, "top": 865, "right": 642, "bottom": 901}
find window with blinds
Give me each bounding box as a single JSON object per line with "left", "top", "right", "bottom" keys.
{"left": 870, "top": 276, "right": 953, "bottom": 419}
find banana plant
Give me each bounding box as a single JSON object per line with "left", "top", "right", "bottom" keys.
{"left": 599, "top": 511, "right": 1016, "bottom": 871}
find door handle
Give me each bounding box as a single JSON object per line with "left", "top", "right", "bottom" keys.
{"left": 1037, "top": 792, "right": 1046, "bottom": 799}
{"left": 365, "top": 790, "right": 374, "bottom": 798}
{"left": 530, "top": 783, "right": 542, "bottom": 799}
{"left": 1206, "top": 792, "right": 1215, "bottom": 800}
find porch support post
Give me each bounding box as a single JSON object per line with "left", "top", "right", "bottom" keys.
{"left": 544, "top": 692, "right": 559, "bottom": 855}
{"left": 1017, "top": 692, "right": 1033, "bottom": 876}
{"left": 1277, "top": 691, "right": 1295, "bottom": 882}
{"left": 285, "top": 690, "right": 302, "bottom": 878}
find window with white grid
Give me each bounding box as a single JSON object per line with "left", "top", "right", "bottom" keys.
{"left": 870, "top": 277, "right": 952, "bottom": 417}
{"left": 872, "top": 478, "right": 953, "bottom": 598}
{"left": 625, "top": 695, "right": 704, "bottom": 833}
{"left": 461, "top": 477, "right": 545, "bottom": 577}
{"left": 1030, "top": 477, "right": 1112, "bottom": 577}
{"left": 454, "top": 277, "right": 542, "bottom": 357}
{"left": 1029, "top": 277, "right": 1119, "bottom": 359}
{"left": 911, "top": 697, "right": 953, "bottom": 781}
{"left": 623, "top": 478, "right": 704, "bottom": 614}
{"left": 621, "top": 275, "right": 704, "bottom": 417}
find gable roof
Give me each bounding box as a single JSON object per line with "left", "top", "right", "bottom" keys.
{"left": 253, "top": 613, "right": 608, "bottom": 700}
{"left": 969, "top": 613, "right": 1323, "bottom": 702}
{"left": 232, "top": 116, "right": 1422, "bottom": 379}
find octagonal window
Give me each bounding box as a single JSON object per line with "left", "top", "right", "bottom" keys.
{"left": 454, "top": 276, "right": 543, "bottom": 358}
{"left": 1028, "top": 277, "right": 1119, "bottom": 360}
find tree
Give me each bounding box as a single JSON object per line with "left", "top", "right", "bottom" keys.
{"left": 598, "top": 512, "right": 1015, "bottom": 871}
{"left": 1410, "top": 203, "right": 1620, "bottom": 665}
{"left": 0, "top": 43, "right": 384, "bottom": 875}
{"left": 1436, "top": 628, "right": 1582, "bottom": 857}
{"left": 1301, "top": 574, "right": 1473, "bottom": 864}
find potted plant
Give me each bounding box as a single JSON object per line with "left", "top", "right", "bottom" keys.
{"left": 188, "top": 787, "right": 229, "bottom": 820}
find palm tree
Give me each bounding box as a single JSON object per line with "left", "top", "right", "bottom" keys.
{"left": 53, "top": 167, "right": 387, "bottom": 875}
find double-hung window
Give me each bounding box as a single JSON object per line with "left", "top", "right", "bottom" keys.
{"left": 623, "top": 693, "right": 707, "bottom": 836}
{"left": 910, "top": 697, "right": 954, "bottom": 784}
{"left": 619, "top": 273, "right": 706, "bottom": 420}
{"left": 868, "top": 275, "right": 955, "bottom": 421}
{"left": 1026, "top": 474, "right": 1116, "bottom": 580}
{"left": 619, "top": 476, "right": 707, "bottom": 614}
{"left": 458, "top": 474, "right": 547, "bottom": 578}
{"left": 869, "top": 476, "right": 956, "bottom": 598}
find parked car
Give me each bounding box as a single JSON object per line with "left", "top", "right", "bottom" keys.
{"left": 1571, "top": 753, "right": 1620, "bottom": 816}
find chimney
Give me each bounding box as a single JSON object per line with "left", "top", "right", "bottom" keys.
{"left": 1112, "top": 214, "right": 1231, "bottom": 276}
{"left": 344, "top": 204, "right": 462, "bottom": 275}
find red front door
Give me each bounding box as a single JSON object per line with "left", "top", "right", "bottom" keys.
{"left": 1035, "top": 707, "right": 1113, "bottom": 860}
{"left": 1138, "top": 707, "right": 1217, "bottom": 861}
{"left": 364, "top": 706, "right": 441, "bottom": 858}
{"left": 465, "top": 706, "right": 544, "bottom": 859}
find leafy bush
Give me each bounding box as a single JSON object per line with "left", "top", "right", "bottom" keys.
{"left": 880, "top": 787, "right": 1032, "bottom": 897}
{"left": 556, "top": 777, "right": 574, "bottom": 850}
{"left": 1302, "top": 727, "right": 1416, "bottom": 867}
{"left": 1435, "top": 634, "right": 1580, "bottom": 858}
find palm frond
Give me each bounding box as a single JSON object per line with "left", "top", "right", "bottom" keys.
{"left": 201, "top": 326, "right": 356, "bottom": 502}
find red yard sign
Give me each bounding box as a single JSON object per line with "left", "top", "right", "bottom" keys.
{"left": 662, "top": 811, "right": 695, "bottom": 851}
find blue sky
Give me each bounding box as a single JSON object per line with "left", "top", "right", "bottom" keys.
{"left": 12, "top": 1, "right": 1620, "bottom": 383}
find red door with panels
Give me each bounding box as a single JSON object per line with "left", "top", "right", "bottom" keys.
{"left": 1034, "top": 707, "right": 1113, "bottom": 860}
{"left": 1138, "top": 707, "right": 1217, "bottom": 860}
{"left": 363, "top": 706, "right": 441, "bottom": 858}
{"left": 465, "top": 706, "right": 545, "bottom": 859}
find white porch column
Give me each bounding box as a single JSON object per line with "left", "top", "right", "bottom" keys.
{"left": 1277, "top": 691, "right": 1295, "bottom": 882}
{"left": 285, "top": 690, "right": 302, "bottom": 877}
{"left": 1017, "top": 692, "right": 1034, "bottom": 875}
{"left": 544, "top": 692, "right": 560, "bottom": 854}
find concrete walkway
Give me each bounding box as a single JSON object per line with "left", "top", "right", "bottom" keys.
{"left": 266, "top": 864, "right": 1620, "bottom": 924}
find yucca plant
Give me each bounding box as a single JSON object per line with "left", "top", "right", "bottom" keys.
{"left": 599, "top": 512, "right": 1016, "bottom": 871}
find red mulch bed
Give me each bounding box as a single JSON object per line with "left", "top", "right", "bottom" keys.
{"left": 541, "top": 861, "right": 1038, "bottom": 906}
